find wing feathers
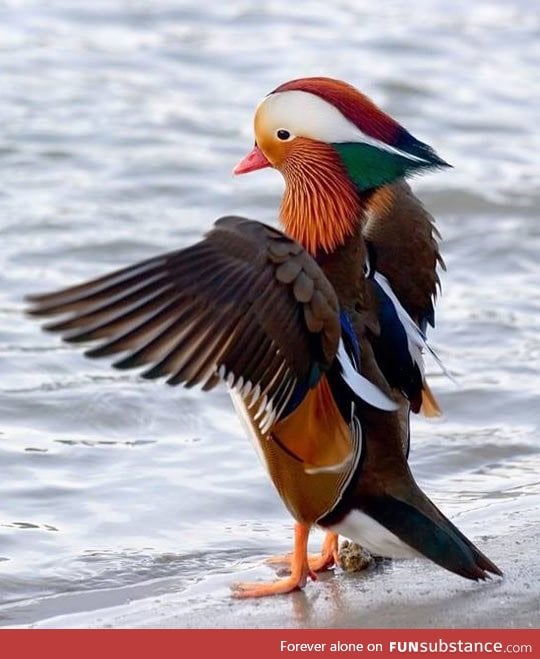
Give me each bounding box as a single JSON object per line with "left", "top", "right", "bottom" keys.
{"left": 26, "top": 257, "right": 168, "bottom": 309}
{"left": 27, "top": 217, "right": 345, "bottom": 423}
{"left": 84, "top": 296, "right": 191, "bottom": 357}
{"left": 28, "top": 216, "right": 399, "bottom": 450}
{"left": 337, "top": 339, "right": 398, "bottom": 411}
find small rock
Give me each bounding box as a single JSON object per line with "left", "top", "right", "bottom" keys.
{"left": 339, "top": 540, "right": 374, "bottom": 572}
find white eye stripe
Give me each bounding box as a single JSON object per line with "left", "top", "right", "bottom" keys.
{"left": 259, "top": 90, "right": 429, "bottom": 164}
{"left": 262, "top": 91, "right": 363, "bottom": 143}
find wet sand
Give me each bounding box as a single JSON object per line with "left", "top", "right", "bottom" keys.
{"left": 1, "top": 0, "right": 539, "bottom": 633}
{"left": 8, "top": 523, "right": 539, "bottom": 629}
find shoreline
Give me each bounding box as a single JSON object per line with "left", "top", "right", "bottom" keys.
{"left": 4, "top": 523, "right": 538, "bottom": 629}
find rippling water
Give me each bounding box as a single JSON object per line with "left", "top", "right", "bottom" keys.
{"left": 1, "top": 0, "right": 539, "bottom": 627}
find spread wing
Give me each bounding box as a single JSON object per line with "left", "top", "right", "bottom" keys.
{"left": 27, "top": 215, "right": 394, "bottom": 438}
{"left": 27, "top": 216, "right": 342, "bottom": 424}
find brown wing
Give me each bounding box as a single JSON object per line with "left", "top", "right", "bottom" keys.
{"left": 27, "top": 216, "right": 341, "bottom": 425}
{"left": 363, "top": 180, "right": 445, "bottom": 330}
{"left": 363, "top": 181, "right": 445, "bottom": 418}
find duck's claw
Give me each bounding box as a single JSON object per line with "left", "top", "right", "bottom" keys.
{"left": 266, "top": 531, "right": 340, "bottom": 574}
{"left": 312, "top": 531, "right": 341, "bottom": 571}
{"left": 231, "top": 571, "right": 316, "bottom": 599}
{"left": 232, "top": 522, "right": 316, "bottom": 598}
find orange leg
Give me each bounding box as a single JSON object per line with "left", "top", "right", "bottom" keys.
{"left": 311, "top": 531, "right": 340, "bottom": 571}
{"left": 231, "top": 523, "right": 317, "bottom": 598}
{"left": 266, "top": 531, "right": 340, "bottom": 573}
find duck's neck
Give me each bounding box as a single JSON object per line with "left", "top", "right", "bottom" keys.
{"left": 279, "top": 142, "right": 364, "bottom": 257}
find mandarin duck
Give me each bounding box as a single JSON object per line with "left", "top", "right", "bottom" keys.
{"left": 27, "top": 77, "right": 501, "bottom": 597}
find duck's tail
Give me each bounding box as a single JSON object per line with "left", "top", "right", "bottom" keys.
{"left": 330, "top": 493, "right": 502, "bottom": 581}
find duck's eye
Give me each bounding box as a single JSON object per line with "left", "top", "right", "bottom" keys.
{"left": 276, "top": 129, "right": 291, "bottom": 141}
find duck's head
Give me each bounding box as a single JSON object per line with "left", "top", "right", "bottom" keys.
{"left": 235, "top": 77, "right": 449, "bottom": 255}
